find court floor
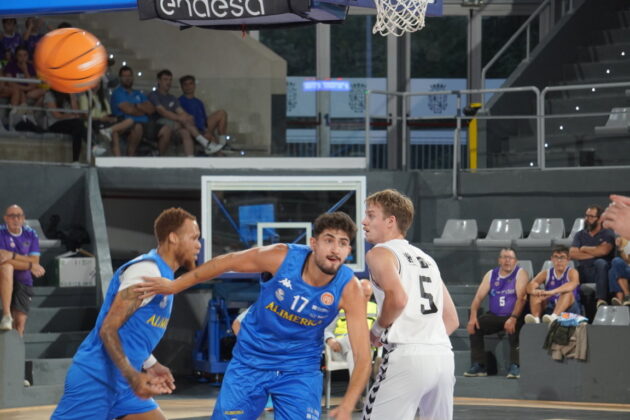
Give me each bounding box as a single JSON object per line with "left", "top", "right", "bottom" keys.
{"left": 1, "top": 395, "right": 629, "bottom": 420}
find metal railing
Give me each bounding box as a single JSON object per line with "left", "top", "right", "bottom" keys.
{"left": 0, "top": 76, "right": 93, "bottom": 164}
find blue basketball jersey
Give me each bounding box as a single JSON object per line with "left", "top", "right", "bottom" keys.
{"left": 72, "top": 249, "right": 174, "bottom": 387}
{"left": 233, "top": 244, "right": 353, "bottom": 372}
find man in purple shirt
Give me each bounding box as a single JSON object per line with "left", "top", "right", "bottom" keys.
{"left": 0, "top": 205, "right": 45, "bottom": 335}
{"left": 0, "top": 18, "right": 22, "bottom": 63}
{"left": 464, "top": 248, "right": 528, "bottom": 379}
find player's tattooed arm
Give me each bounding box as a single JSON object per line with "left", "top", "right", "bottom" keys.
{"left": 99, "top": 286, "right": 169, "bottom": 398}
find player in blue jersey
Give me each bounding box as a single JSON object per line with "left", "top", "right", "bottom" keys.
{"left": 52, "top": 207, "right": 201, "bottom": 420}
{"left": 138, "top": 212, "right": 371, "bottom": 420}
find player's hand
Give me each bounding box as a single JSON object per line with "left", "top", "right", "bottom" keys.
{"left": 466, "top": 317, "right": 479, "bottom": 335}
{"left": 31, "top": 263, "right": 45, "bottom": 278}
{"left": 504, "top": 317, "right": 516, "bottom": 334}
{"left": 603, "top": 195, "right": 630, "bottom": 239}
{"left": 327, "top": 338, "right": 342, "bottom": 353}
{"left": 369, "top": 331, "right": 382, "bottom": 347}
{"left": 0, "top": 250, "right": 12, "bottom": 264}
{"left": 137, "top": 276, "right": 174, "bottom": 299}
{"left": 129, "top": 371, "right": 172, "bottom": 399}
{"left": 329, "top": 403, "right": 353, "bottom": 420}
{"left": 145, "top": 361, "right": 176, "bottom": 392}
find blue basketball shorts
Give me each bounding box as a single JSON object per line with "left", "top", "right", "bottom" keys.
{"left": 211, "top": 358, "right": 323, "bottom": 420}
{"left": 51, "top": 363, "right": 158, "bottom": 420}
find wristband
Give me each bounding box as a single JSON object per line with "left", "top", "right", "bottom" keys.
{"left": 370, "top": 321, "right": 386, "bottom": 338}
{"left": 142, "top": 354, "right": 157, "bottom": 370}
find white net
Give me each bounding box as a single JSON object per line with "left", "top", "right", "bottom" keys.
{"left": 372, "top": 0, "right": 431, "bottom": 37}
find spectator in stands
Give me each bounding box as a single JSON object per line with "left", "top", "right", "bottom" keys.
{"left": 602, "top": 194, "right": 630, "bottom": 239}
{"left": 0, "top": 77, "right": 21, "bottom": 108}
{"left": 44, "top": 89, "right": 88, "bottom": 162}
{"left": 0, "top": 18, "right": 22, "bottom": 63}
{"left": 325, "top": 279, "right": 377, "bottom": 377}
{"left": 79, "top": 82, "right": 133, "bottom": 157}
{"left": 0, "top": 205, "right": 45, "bottom": 335}
{"left": 147, "top": 69, "right": 198, "bottom": 156}
{"left": 464, "top": 248, "right": 528, "bottom": 379}
{"left": 4, "top": 45, "right": 46, "bottom": 110}
{"left": 569, "top": 205, "right": 615, "bottom": 311}
{"left": 179, "top": 74, "right": 228, "bottom": 152}
{"left": 607, "top": 236, "right": 630, "bottom": 306}
{"left": 23, "top": 17, "right": 47, "bottom": 57}
{"left": 525, "top": 245, "right": 580, "bottom": 324}
{"left": 110, "top": 65, "right": 154, "bottom": 156}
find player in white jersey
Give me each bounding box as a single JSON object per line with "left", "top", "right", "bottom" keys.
{"left": 361, "top": 189, "right": 459, "bottom": 420}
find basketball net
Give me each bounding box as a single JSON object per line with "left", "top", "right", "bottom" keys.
{"left": 372, "top": 0, "right": 430, "bottom": 37}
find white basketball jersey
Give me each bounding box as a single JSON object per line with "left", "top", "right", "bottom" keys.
{"left": 371, "top": 239, "right": 451, "bottom": 347}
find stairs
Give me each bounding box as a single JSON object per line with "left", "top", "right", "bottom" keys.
{"left": 448, "top": 285, "right": 522, "bottom": 399}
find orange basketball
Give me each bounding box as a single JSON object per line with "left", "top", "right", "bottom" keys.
{"left": 34, "top": 28, "right": 107, "bottom": 94}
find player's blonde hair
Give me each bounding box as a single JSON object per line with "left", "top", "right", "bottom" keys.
{"left": 366, "top": 189, "right": 414, "bottom": 235}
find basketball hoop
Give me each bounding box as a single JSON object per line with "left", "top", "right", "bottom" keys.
{"left": 372, "top": 0, "right": 431, "bottom": 37}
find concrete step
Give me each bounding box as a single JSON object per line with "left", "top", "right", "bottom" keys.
{"left": 563, "top": 60, "right": 630, "bottom": 84}
{"left": 454, "top": 349, "right": 471, "bottom": 376}
{"left": 454, "top": 375, "right": 521, "bottom": 399}
{"left": 25, "top": 331, "right": 89, "bottom": 359}
{"left": 20, "top": 383, "right": 64, "bottom": 407}
{"left": 26, "top": 306, "right": 98, "bottom": 333}
{"left": 29, "top": 358, "right": 72, "bottom": 386}
{"left": 31, "top": 286, "right": 96, "bottom": 308}
{"left": 578, "top": 42, "right": 630, "bottom": 62}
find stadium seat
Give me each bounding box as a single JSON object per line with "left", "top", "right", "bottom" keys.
{"left": 517, "top": 260, "right": 533, "bottom": 279}
{"left": 475, "top": 219, "right": 523, "bottom": 247}
{"left": 514, "top": 218, "right": 565, "bottom": 248}
{"left": 540, "top": 259, "right": 575, "bottom": 273}
{"left": 594, "top": 107, "right": 630, "bottom": 136}
{"left": 552, "top": 217, "right": 584, "bottom": 247}
{"left": 25, "top": 219, "right": 61, "bottom": 250}
{"left": 433, "top": 219, "right": 478, "bottom": 246}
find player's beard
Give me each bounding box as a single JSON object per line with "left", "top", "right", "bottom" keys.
{"left": 586, "top": 220, "right": 598, "bottom": 231}
{"left": 314, "top": 255, "right": 341, "bottom": 276}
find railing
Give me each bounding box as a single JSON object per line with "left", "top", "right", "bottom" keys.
{"left": 0, "top": 76, "right": 93, "bottom": 164}
{"left": 481, "top": 0, "right": 580, "bottom": 89}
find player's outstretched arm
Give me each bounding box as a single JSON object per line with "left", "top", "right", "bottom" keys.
{"left": 366, "top": 247, "right": 408, "bottom": 346}
{"left": 329, "top": 277, "right": 371, "bottom": 420}
{"left": 137, "top": 244, "right": 288, "bottom": 298}
{"left": 99, "top": 286, "right": 172, "bottom": 399}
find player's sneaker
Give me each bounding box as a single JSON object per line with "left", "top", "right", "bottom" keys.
{"left": 0, "top": 315, "right": 13, "bottom": 331}
{"left": 463, "top": 363, "right": 487, "bottom": 377}
{"left": 506, "top": 363, "right": 520, "bottom": 379}
{"left": 611, "top": 297, "right": 622, "bottom": 306}
{"left": 204, "top": 141, "right": 225, "bottom": 155}
{"left": 623, "top": 295, "right": 630, "bottom": 306}
{"left": 596, "top": 299, "right": 607, "bottom": 309}
{"left": 99, "top": 127, "right": 113, "bottom": 143}
{"left": 524, "top": 314, "right": 540, "bottom": 324}
{"left": 542, "top": 314, "right": 558, "bottom": 324}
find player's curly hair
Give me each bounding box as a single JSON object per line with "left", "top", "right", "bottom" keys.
{"left": 313, "top": 212, "right": 357, "bottom": 241}
{"left": 366, "top": 189, "right": 414, "bottom": 236}
{"left": 154, "top": 207, "right": 196, "bottom": 243}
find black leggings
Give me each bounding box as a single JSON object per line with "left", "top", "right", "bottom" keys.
{"left": 49, "top": 119, "right": 87, "bottom": 162}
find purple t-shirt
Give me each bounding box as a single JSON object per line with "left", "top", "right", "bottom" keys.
{"left": 3, "top": 61, "right": 37, "bottom": 84}
{"left": 488, "top": 266, "right": 520, "bottom": 316}
{"left": 0, "top": 224, "right": 40, "bottom": 286}
{"left": 0, "top": 32, "right": 22, "bottom": 59}
{"left": 545, "top": 267, "right": 579, "bottom": 305}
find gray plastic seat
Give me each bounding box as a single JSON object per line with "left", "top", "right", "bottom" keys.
{"left": 552, "top": 217, "right": 584, "bottom": 247}
{"left": 25, "top": 219, "right": 62, "bottom": 249}
{"left": 593, "top": 306, "right": 630, "bottom": 326}
{"left": 433, "top": 219, "right": 478, "bottom": 246}
{"left": 594, "top": 107, "right": 630, "bottom": 136}
{"left": 514, "top": 218, "right": 565, "bottom": 248}
{"left": 540, "top": 259, "right": 576, "bottom": 273}
{"left": 517, "top": 260, "right": 533, "bottom": 279}
{"left": 476, "top": 219, "right": 523, "bottom": 247}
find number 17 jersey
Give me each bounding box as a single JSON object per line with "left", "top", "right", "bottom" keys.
{"left": 371, "top": 239, "right": 451, "bottom": 347}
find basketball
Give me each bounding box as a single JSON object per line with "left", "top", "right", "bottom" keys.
{"left": 34, "top": 28, "right": 107, "bottom": 94}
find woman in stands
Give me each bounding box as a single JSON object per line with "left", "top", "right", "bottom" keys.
{"left": 44, "top": 89, "right": 88, "bottom": 162}
{"left": 78, "top": 81, "right": 134, "bottom": 157}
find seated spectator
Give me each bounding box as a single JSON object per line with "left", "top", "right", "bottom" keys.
{"left": 569, "top": 205, "right": 615, "bottom": 315}
{"left": 0, "top": 77, "right": 20, "bottom": 108}
{"left": 324, "top": 279, "right": 377, "bottom": 377}
{"left": 79, "top": 82, "right": 133, "bottom": 157}
{"left": 4, "top": 45, "right": 46, "bottom": 111}
{"left": 608, "top": 236, "right": 630, "bottom": 306}
{"left": 525, "top": 245, "right": 580, "bottom": 324}
{"left": 23, "top": 17, "right": 47, "bottom": 57}
{"left": 44, "top": 89, "right": 88, "bottom": 162}
{"left": 0, "top": 205, "right": 45, "bottom": 336}
{"left": 110, "top": 65, "right": 154, "bottom": 156}
{"left": 179, "top": 74, "right": 228, "bottom": 152}
{"left": 464, "top": 248, "right": 528, "bottom": 379}
{"left": 147, "top": 69, "right": 198, "bottom": 156}
{"left": 0, "top": 18, "right": 22, "bottom": 63}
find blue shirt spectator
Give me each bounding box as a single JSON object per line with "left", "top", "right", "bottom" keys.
{"left": 179, "top": 95, "right": 207, "bottom": 132}
{"left": 111, "top": 86, "right": 150, "bottom": 123}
